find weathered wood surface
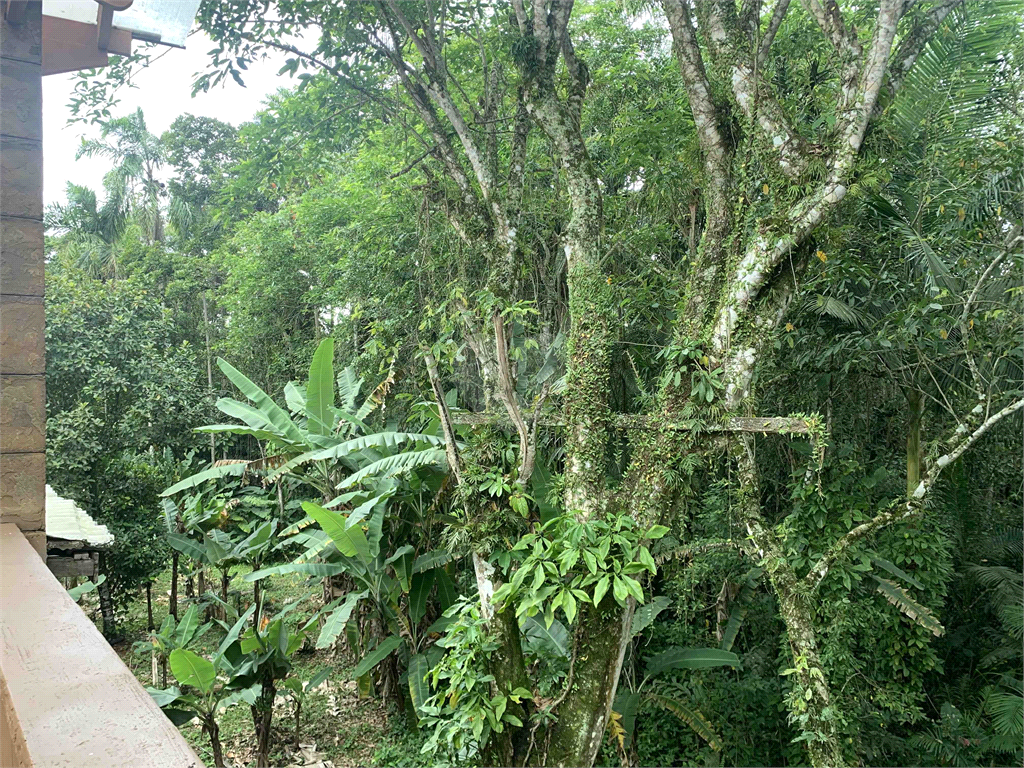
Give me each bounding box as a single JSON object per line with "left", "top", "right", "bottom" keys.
{"left": 450, "top": 411, "right": 810, "bottom": 434}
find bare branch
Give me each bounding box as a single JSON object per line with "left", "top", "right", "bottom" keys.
{"left": 757, "top": 0, "right": 792, "bottom": 66}
{"left": 424, "top": 350, "right": 463, "bottom": 485}
{"left": 922, "top": 398, "right": 1024, "bottom": 492}
{"left": 888, "top": 0, "right": 964, "bottom": 96}
{"left": 807, "top": 501, "right": 921, "bottom": 587}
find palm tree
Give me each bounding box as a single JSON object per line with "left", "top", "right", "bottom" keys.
{"left": 77, "top": 107, "right": 166, "bottom": 244}
{"left": 45, "top": 181, "right": 132, "bottom": 280}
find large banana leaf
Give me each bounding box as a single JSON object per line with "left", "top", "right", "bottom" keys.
{"left": 160, "top": 462, "right": 247, "bottom": 497}
{"left": 245, "top": 562, "right": 348, "bottom": 582}
{"left": 719, "top": 567, "right": 763, "bottom": 653}
{"left": 305, "top": 338, "right": 335, "bottom": 436}
{"left": 317, "top": 590, "right": 367, "bottom": 649}
{"left": 216, "top": 357, "right": 306, "bottom": 444}
{"left": 631, "top": 595, "right": 671, "bottom": 637}
{"left": 872, "top": 577, "right": 945, "bottom": 636}
{"left": 407, "top": 653, "right": 431, "bottom": 721}
{"left": 409, "top": 571, "right": 435, "bottom": 625}
{"left": 645, "top": 647, "right": 741, "bottom": 677}
{"left": 265, "top": 432, "right": 446, "bottom": 484}
{"left": 352, "top": 635, "right": 404, "bottom": 679}
{"left": 647, "top": 694, "right": 723, "bottom": 751}
{"left": 340, "top": 448, "right": 448, "bottom": 489}
{"left": 169, "top": 649, "right": 216, "bottom": 694}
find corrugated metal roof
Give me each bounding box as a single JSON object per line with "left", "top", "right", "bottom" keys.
{"left": 45, "top": 486, "right": 114, "bottom": 547}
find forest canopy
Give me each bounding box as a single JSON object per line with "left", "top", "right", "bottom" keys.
{"left": 46, "top": 1, "right": 1023, "bottom": 766}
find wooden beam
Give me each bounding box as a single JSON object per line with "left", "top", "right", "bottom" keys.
{"left": 41, "top": 15, "right": 131, "bottom": 76}
{"left": 450, "top": 411, "right": 811, "bottom": 434}
{"left": 95, "top": 0, "right": 133, "bottom": 52}
{"left": 3, "top": 1, "right": 28, "bottom": 24}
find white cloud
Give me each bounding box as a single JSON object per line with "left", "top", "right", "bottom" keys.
{"left": 42, "top": 31, "right": 290, "bottom": 206}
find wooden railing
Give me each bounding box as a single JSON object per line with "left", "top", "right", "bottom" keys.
{"left": 0, "top": 524, "right": 204, "bottom": 767}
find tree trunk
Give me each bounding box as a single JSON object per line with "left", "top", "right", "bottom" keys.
{"left": 251, "top": 677, "right": 276, "bottom": 767}
{"left": 771, "top": 570, "right": 848, "bottom": 768}
{"left": 203, "top": 716, "right": 226, "bottom": 768}
{"left": 905, "top": 388, "right": 924, "bottom": 497}
{"left": 97, "top": 553, "right": 118, "bottom": 641}
{"left": 544, "top": 596, "right": 634, "bottom": 768}
{"left": 170, "top": 551, "right": 179, "bottom": 621}
{"left": 294, "top": 700, "right": 302, "bottom": 748}
{"left": 221, "top": 568, "right": 230, "bottom": 621}
{"left": 151, "top": 650, "right": 159, "bottom": 686}
{"left": 146, "top": 581, "right": 154, "bottom": 631}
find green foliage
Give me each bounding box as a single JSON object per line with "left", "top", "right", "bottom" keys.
{"left": 419, "top": 600, "right": 529, "bottom": 760}
{"left": 493, "top": 514, "right": 666, "bottom": 627}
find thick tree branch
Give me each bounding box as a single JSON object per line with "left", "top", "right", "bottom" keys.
{"left": 807, "top": 501, "right": 921, "bottom": 586}
{"left": 921, "top": 398, "right": 1024, "bottom": 492}
{"left": 887, "top": 0, "right": 964, "bottom": 96}
{"left": 757, "top": 0, "right": 792, "bottom": 66}
{"left": 452, "top": 411, "right": 813, "bottom": 434}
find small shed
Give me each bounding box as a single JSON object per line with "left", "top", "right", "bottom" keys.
{"left": 45, "top": 485, "right": 114, "bottom": 580}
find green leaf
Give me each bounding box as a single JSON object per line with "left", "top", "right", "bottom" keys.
{"left": 174, "top": 605, "right": 201, "bottom": 646}
{"left": 303, "top": 501, "right": 369, "bottom": 562}
{"left": 216, "top": 357, "right": 306, "bottom": 444}
{"left": 352, "top": 635, "right": 403, "bottom": 679}
{"left": 67, "top": 574, "right": 106, "bottom": 601}
{"left": 168, "top": 649, "right": 216, "bottom": 694}
{"left": 593, "top": 575, "right": 610, "bottom": 606}
{"left": 647, "top": 694, "right": 723, "bottom": 751}
{"left": 434, "top": 568, "right": 459, "bottom": 611}
{"left": 305, "top": 338, "right": 335, "bottom": 436}
{"left": 146, "top": 686, "right": 182, "bottom": 708}
{"left": 407, "top": 654, "right": 430, "bottom": 720}
{"left": 409, "top": 571, "right": 435, "bottom": 625}
{"left": 872, "top": 577, "right": 944, "bottom": 636}
{"left": 522, "top": 615, "right": 569, "bottom": 658}
{"left": 413, "top": 549, "right": 453, "bottom": 574}
{"left": 160, "top": 462, "right": 246, "bottom": 497}
{"left": 244, "top": 562, "right": 348, "bottom": 582}
{"left": 215, "top": 604, "right": 256, "bottom": 662}
{"left": 870, "top": 556, "right": 924, "bottom": 590}
{"left": 645, "top": 525, "right": 670, "bottom": 540}
{"left": 166, "top": 533, "right": 208, "bottom": 563}
{"left": 719, "top": 567, "right": 763, "bottom": 652}
{"left": 316, "top": 590, "right": 367, "bottom": 650}
{"left": 306, "top": 668, "right": 331, "bottom": 692}
{"left": 613, "top": 691, "right": 642, "bottom": 748}
{"left": 645, "top": 647, "right": 741, "bottom": 677}
{"left": 631, "top": 595, "right": 671, "bottom": 637}
{"left": 612, "top": 576, "right": 629, "bottom": 606}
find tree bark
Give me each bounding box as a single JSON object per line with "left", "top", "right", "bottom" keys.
{"left": 203, "top": 716, "right": 225, "bottom": 768}
{"left": 905, "top": 389, "right": 924, "bottom": 498}
{"left": 98, "top": 553, "right": 118, "bottom": 641}
{"left": 146, "top": 581, "right": 154, "bottom": 631}
{"left": 251, "top": 677, "right": 276, "bottom": 767}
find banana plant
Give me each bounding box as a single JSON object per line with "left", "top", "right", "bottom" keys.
{"left": 147, "top": 606, "right": 257, "bottom": 768}
{"left": 232, "top": 602, "right": 308, "bottom": 768}
{"left": 246, "top": 494, "right": 460, "bottom": 712}
{"left": 610, "top": 602, "right": 742, "bottom": 764}
{"left": 280, "top": 668, "right": 331, "bottom": 747}
{"left": 161, "top": 338, "right": 450, "bottom": 502}
{"left": 133, "top": 603, "right": 213, "bottom": 687}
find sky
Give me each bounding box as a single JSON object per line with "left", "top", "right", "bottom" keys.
{"left": 42, "top": 31, "right": 290, "bottom": 207}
